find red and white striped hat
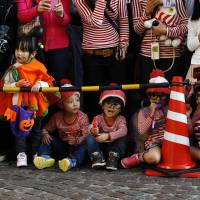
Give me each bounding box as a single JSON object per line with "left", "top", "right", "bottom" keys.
{"left": 99, "top": 83, "right": 126, "bottom": 106}
{"left": 58, "top": 79, "right": 80, "bottom": 107}
{"left": 146, "top": 69, "right": 170, "bottom": 94}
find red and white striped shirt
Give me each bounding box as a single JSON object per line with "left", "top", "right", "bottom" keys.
{"left": 132, "top": 0, "right": 188, "bottom": 58}
{"left": 74, "top": 0, "right": 129, "bottom": 49}
{"left": 90, "top": 113, "right": 127, "bottom": 141}
{"left": 43, "top": 111, "right": 89, "bottom": 145}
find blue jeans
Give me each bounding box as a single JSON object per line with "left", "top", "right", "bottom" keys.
{"left": 37, "top": 136, "right": 87, "bottom": 165}
{"left": 85, "top": 135, "right": 127, "bottom": 158}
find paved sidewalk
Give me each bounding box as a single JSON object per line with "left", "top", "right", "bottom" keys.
{"left": 0, "top": 162, "right": 200, "bottom": 200}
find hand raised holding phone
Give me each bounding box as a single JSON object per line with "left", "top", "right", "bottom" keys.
{"left": 37, "top": 0, "right": 51, "bottom": 13}
{"left": 53, "top": 0, "right": 64, "bottom": 18}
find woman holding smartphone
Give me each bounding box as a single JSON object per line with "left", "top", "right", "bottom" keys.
{"left": 16, "top": 0, "right": 71, "bottom": 85}
{"left": 185, "top": 0, "right": 200, "bottom": 82}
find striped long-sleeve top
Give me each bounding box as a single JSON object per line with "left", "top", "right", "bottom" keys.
{"left": 74, "top": 0, "right": 129, "bottom": 49}
{"left": 89, "top": 113, "right": 127, "bottom": 141}
{"left": 132, "top": 0, "right": 188, "bottom": 58}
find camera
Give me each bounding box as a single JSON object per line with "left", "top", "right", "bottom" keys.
{"left": 0, "top": 25, "right": 10, "bottom": 54}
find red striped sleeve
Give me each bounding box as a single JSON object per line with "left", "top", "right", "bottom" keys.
{"left": 132, "top": 0, "right": 188, "bottom": 58}
{"left": 75, "top": 0, "right": 129, "bottom": 49}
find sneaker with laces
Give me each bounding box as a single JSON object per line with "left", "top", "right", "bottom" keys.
{"left": 33, "top": 155, "right": 55, "bottom": 170}
{"left": 91, "top": 152, "right": 106, "bottom": 169}
{"left": 17, "top": 152, "right": 27, "bottom": 167}
{"left": 121, "top": 153, "right": 141, "bottom": 168}
{"left": 106, "top": 152, "right": 119, "bottom": 170}
{"left": 58, "top": 158, "right": 76, "bottom": 172}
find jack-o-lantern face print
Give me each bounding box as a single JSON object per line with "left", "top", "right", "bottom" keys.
{"left": 19, "top": 119, "right": 34, "bottom": 132}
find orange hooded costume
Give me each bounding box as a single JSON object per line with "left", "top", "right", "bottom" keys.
{"left": 0, "top": 59, "right": 60, "bottom": 118}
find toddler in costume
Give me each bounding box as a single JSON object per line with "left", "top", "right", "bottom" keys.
{"left": 121, "top": 69, "right": 200, "bottom": 168}
{"left": 33, "top": 79, "right": 89, "bottom": 172}
{"left": 0, "top": 34, "right": 59, "bottom": 167}
{"left": 85, "top": 84, "right": 127, "bottom": 170}
{"left": 121, "top": 69, "right": 170, "bottom": 168}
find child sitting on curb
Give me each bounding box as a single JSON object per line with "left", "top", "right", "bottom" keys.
{"left": 33, "top": 79, "right": 89, "bottom": 172}
{"left": 85, "top": 84, "right": 127, "bottom": 170}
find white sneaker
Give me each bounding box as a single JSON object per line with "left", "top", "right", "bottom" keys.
{"left": 17, "top": 152, "right": 27, "bottom": 167}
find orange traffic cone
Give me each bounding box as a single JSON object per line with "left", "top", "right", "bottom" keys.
{"left": 145, "top": 76, "right": 200, "bottom": 177}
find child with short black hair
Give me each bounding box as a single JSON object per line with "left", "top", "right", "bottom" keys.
{"left": 33, "top": 79, "right": 89, "bottom": 172}
{"left": 0, "top": 34, "right": 59, "bottom": 167}
{"left": 85, "top": 85, "right": 127, "bottom": 170}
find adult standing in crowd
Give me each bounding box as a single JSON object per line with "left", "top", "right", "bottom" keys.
{"left": 0, "top": 0, "right": 17, "bottom": 161}
{"left": 74, "top": 0, "right": 129, "bottom": 119}
{"left": 132, "top": 0, "right": 188, "bottom": 84}
{"left": 185, "top": 0, "right": 200, "bottom": 82}
{"left": 0, "top": 0, "right": 17, "bottom": 77}
{"left": 184, "top": 0, "right": 194, "bottom": 17}
{"left": 16, "top": 0, "right": 71, "bottom": 85}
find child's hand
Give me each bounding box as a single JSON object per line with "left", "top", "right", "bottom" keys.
{"left": 14, "top": 62, "right": 22, "bottom": 68}
{"left": 54, "top": 2, "right": 64, "bottom": 18}
{"left": 91, "top": 127, "right": 100, "bottom": 137}
{"left": 42, "top": 133, "right": 52, "bottom": 145}
{"left": 65, "top": 135, "right": 77, "bottom": 145}
{"left": 16, "top": 79, "right": 30, "bottom": 87}
{"left": 96, "top": 133, "right": 109, "bottom": 142}
{"left": 31, "top": 82, "right": 41, "bottom": 92}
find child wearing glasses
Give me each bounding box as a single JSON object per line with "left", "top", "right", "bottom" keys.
{"left": 121, "top": 69, "right": 200, "bottom": 168}
{"left": 121, "top": 69, "right": 170, "bottom": 168}
{"left": 85, "top": 84, "right": 127, "bottom": 170}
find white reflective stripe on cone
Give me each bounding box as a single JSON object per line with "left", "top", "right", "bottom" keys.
{"left": 167, "top": 110, "right": 187, "bottom": 124}
{"left": 164, "top": 131, "right": 190, "bottom": 146}
{"left": 170, "top": 91, "right": 185, "bottom": 103}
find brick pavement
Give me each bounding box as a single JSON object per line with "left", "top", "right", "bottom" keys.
{"left": 0, "top": 162, "right": 200, "bottom": 200}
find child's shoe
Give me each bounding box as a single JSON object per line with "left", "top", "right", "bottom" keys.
{"left": 17, "top": 152, "right": 27, "bottom": 167}
{"left": 121, "top": 153, "right": 141, "bottom": 168}
{"left": 58, "top": 158, "right": 76, "bottom": 172}
{"left": 106, "top": 151, "right": 119, "bottom": 170}
{"left": 33, "top": 155, "right": 55, "bottom": 169}
{"left": 91, "top": 152, "right": 106, "bottom": 169}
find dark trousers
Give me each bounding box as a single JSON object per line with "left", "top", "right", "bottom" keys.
{"left": 37, "top": 136, "right": 87, "bottom": 165}
{"left": 15, "top": 117, "right": 42, "bottom": 156}
{"left": 139, "top": 55, "right": 181, "bottom": 84}
{"left": 85, "top": 135, "right": 127, "bottom": 158}
{"left": 83, "top": 54, "right": 127, "bottom": 120}
{"left": 45, "top": 47, "right": 71, "bottom": 86}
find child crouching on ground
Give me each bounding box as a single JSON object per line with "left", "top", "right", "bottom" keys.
{"left": 85, "top": 84, "right": 127, "bottom": 170}
{"left": 121, "top": 69, "right": 200, "bottom": 168}
{"left": 33, "top": 79, "right": 89, "bottom": 172}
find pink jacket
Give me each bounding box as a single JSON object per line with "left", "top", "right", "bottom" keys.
{"left": 16, "top": 0, "right": 71, "bottom": 51}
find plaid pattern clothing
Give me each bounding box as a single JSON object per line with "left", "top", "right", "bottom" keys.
{"left": 43, "top": 111, "right": 89, "bottom": 145}
{"left": 90, "top": 114, "right": 127, "bottom": 141}
{"left": 137, "top": 107, "right": 167, "bottom": 150}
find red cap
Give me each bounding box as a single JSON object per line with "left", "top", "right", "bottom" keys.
{"left": 58, "top": 79, "right": 80, "bottom": 106}
{"left": 99, "top": 83, "right": 126, "bottom": 106}
{"left": 146, "top": 69, "right": 170, "bottom": 94}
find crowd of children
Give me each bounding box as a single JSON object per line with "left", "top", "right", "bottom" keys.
{"left": 1, "top": 0, "right": 200, "bottom": 174}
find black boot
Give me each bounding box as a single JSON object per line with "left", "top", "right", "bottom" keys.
{"left": 91, "top": 152, "right": 106, "bottom": 169}
{"left": 106, "top": 151, "right": 119, "bottom": 171}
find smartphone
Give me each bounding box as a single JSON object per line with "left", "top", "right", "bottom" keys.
{"left": 51, "top": 0, "right": 59, "bottom": 10}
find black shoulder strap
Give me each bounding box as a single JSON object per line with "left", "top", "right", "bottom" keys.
{"left": 104, "top": 11, "right": 119, "bottom": 34}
